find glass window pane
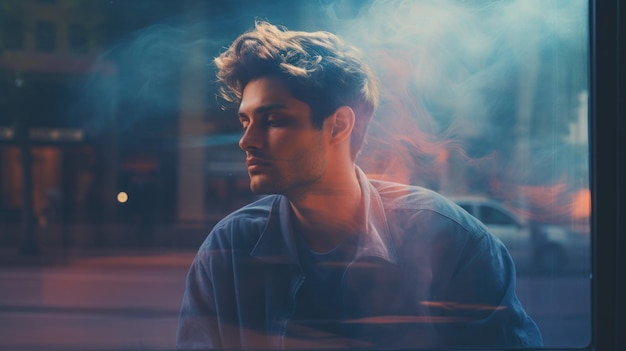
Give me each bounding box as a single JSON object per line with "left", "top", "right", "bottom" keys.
{"left": 480, "top": 205, "right": 516, "bottom": 226}
{"left": 0, "top": 1, "right": 594, "bottom": 350}
{"left": 1, "top": 18, "right": 24, "bottom": 50}
{"left": 35, "top": 21, "right": 56, "bottom": 51}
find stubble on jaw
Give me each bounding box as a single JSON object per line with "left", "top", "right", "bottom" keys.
{"left": 248, "top": 134, "right": 329, "bottom": 197}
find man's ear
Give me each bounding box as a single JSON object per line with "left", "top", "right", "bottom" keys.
{"left": 327, "top": 106, "right": 355, "bottom": 145}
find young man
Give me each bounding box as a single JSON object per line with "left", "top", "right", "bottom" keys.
{"left": 177, "top": 21, "right": 543, "bottom": 349}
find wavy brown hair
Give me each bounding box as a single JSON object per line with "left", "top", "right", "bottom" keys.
{"left": 214, "top": 21, "right": 379, "bottom": 159}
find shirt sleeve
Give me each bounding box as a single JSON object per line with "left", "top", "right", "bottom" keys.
{"left": 433, "top": 232, "right": 544, "bottom": 348}
{"left": 176, "top": 250, "right": 222, "bottom": 350}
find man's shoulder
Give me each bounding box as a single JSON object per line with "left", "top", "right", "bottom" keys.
{"left": 370, "top": 179, "right": 487, "bottom": 235}
{"left": 218, "top": 195, "right": 278, "bottom": 224}
{"left": 199, "top": 195, "right": 281, "bottom": 250}
{"left": 371, "top": 179, "right": 457, "bottom": 213}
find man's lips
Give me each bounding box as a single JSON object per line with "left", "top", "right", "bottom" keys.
{"left": 245, "top": 157, "right": 272, "bottom": 171}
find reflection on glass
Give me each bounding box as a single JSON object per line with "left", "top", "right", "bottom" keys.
{"left": 0, "top": 0, "right": 590, "bottom": 350}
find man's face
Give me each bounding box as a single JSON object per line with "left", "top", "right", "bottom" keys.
{"left": 238, "top": 76, "right": 329, "bottom": 195}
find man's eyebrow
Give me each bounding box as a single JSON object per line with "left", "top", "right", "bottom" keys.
{"left": 238, "top": 104, "right": 288, "bottom": 117}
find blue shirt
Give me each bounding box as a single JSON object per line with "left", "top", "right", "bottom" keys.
{"left": 177, "top": 168, "right": 543, "bottom": 349}
{"left": 290, "top": 230, "right": 358, "bottom": 343}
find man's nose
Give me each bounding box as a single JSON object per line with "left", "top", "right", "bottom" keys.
{"left": 238, "top": 124, "right": 263, "bottom": 151}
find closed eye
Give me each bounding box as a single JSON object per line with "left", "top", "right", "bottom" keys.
{"left": 239, "top": 116, "right": 250, "bottom": 130}
{"left": 267, "top": 118, "right": 288, "bottom": 127}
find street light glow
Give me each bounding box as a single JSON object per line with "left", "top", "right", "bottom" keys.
{"left": 117, "top": 192, "right": 128, "bottom": 203}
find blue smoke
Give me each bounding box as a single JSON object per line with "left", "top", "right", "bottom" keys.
{"left": 69, "top": 0, "right": 589, "bottom": 216}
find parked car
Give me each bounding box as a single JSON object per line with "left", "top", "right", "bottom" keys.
{"left": 449, "top": 196, "right": 590, "bottom": 275}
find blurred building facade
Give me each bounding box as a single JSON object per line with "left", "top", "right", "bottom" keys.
{"left": 0, "top": 0, "right": 113, "bottom": 251}
{"left": 0, "top": 0, "right": 326, "bottom": 250}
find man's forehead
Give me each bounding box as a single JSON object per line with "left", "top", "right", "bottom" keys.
{"left": 238, "top": 77, "right": 301, "bottom": 114}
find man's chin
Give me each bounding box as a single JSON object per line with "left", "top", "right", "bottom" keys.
{"left": 249, "top": 178, "right": 278, "bottom": 195}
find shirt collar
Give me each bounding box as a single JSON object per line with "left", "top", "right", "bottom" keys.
{"left": 250, "top": 166, "right": 398, "bottom": 265}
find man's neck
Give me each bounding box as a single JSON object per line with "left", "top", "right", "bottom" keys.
{"left": 288, "top": 170, "right": 364, "bottom": 253}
